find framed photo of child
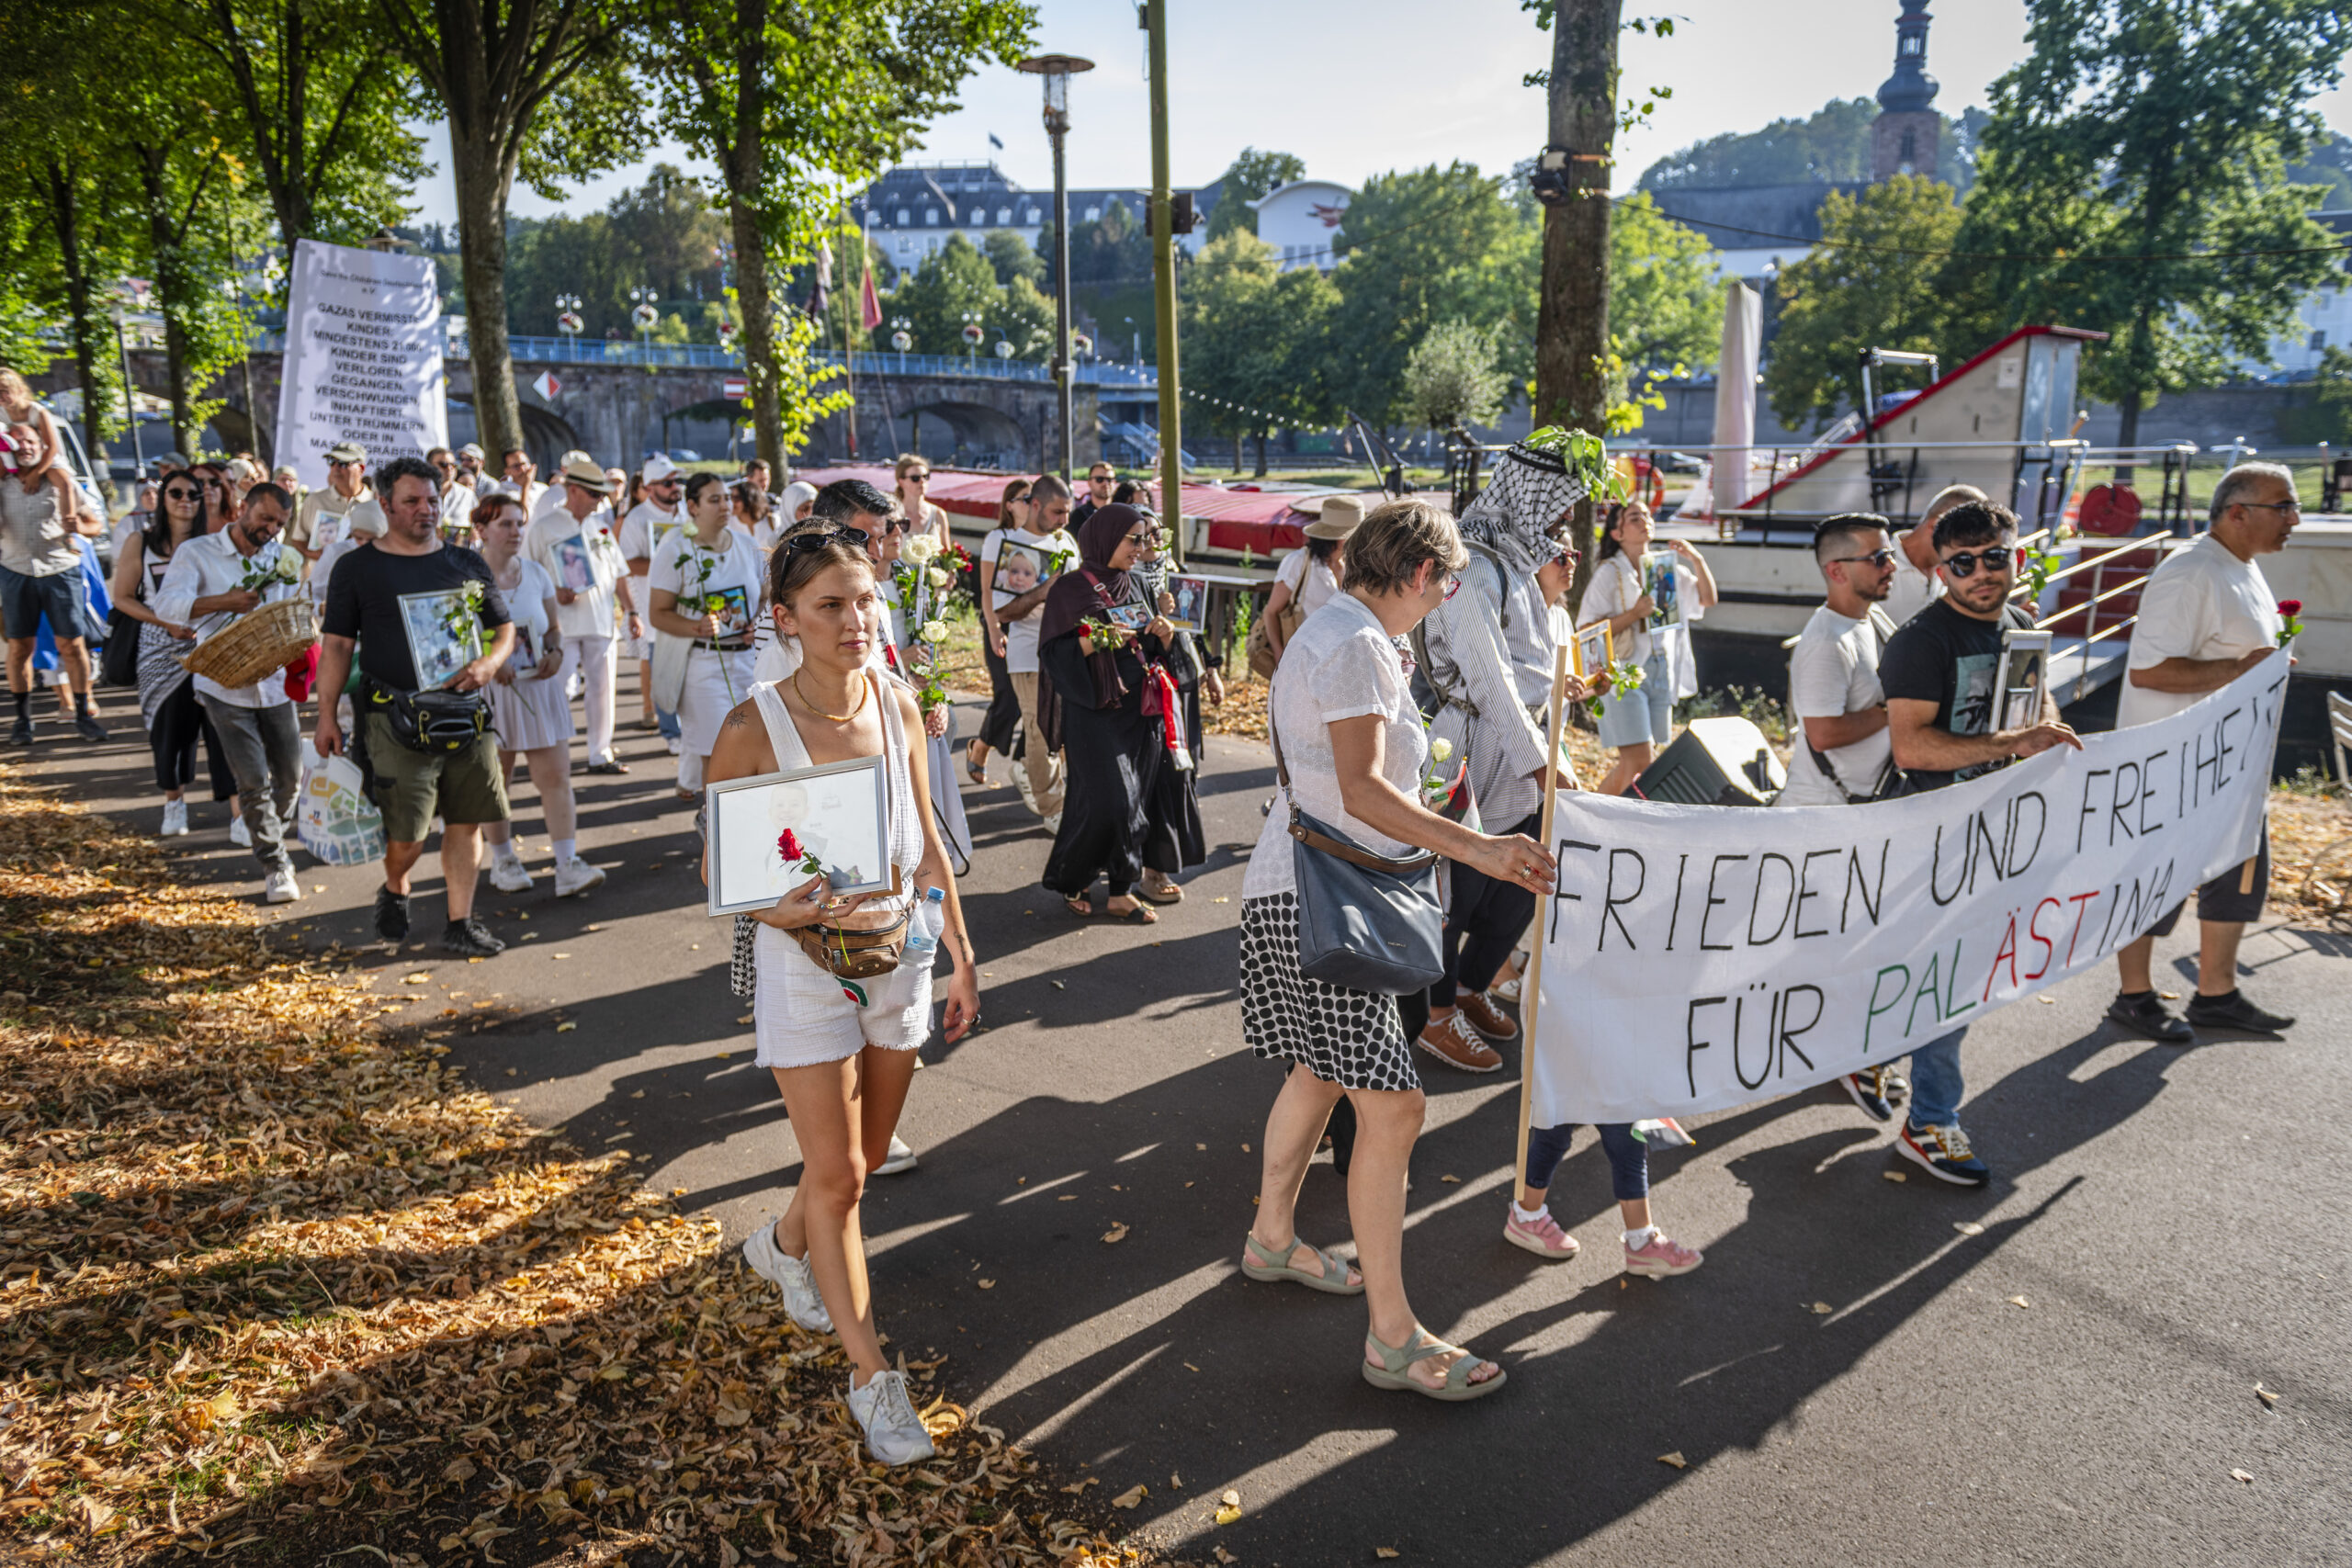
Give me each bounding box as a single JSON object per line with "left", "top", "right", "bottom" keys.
{"left": 1166, "top": 573, "right": 1210, "bottom": 635}
{"left": 553, "top": 534, "right": 595, "bottom": 592}
{"left": 1641, "top": 549, "right": 1687, "bottom": 631}
{"left": 707, "top": 758, "right": 895, "bottom": 916}
{"left": 1569, "top": 620, "right": 1613, "bottom": 681}
{"left": 991, "top": 538, "right": 1051, "bottom": 598}
{"left": 1994, "top": 628, "right": 2053, "bottom": 731}
{"left": 398, "top": 589, "right": 484, "bottom": 692}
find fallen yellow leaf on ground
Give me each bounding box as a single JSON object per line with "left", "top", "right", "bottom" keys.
{"left": 1811, "top": 1302, "right": 1832, "bottom": 1314}
{"left": 1102, "top": 1222, "right": 1130, "bottom": 1244}
{"left": 1112, "top": 1483, "right": 1148, "bottom": 1508}
{"left": 1378, "top": 1551, "right": 1401, "bottom": 1561}
{"left": 1954, "top": 1221, "right": 1985, "bottom": 1235}
{"left": 2007, "top": 1294, "right": 2031, "bottom": 1309}
{"left": 1658, "top": 1451, "right": 1688, "bottom": 1469}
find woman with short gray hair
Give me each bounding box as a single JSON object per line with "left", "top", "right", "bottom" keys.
{"left": 1233, "top": 498, "right": 1556, "bottom": 1404}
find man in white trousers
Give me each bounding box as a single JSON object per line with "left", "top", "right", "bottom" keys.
{"left": 525, "top": 455, "right": 638, "bottom": 774}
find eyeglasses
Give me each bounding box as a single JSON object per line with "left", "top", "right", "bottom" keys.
{"left": 2238, "top": 500, "right": 2301, "bottom": 515}
{"left": 328, "top": 460, "right": 356, "bottom": 471}
{"left": 1547, "top": 546, "right": 1580, "bottom": 570}
{"left": 1829, "top": 548, "right": 1898, "bottom": 569}
{"left": 1939, "top": 546, "right": 2021, "bottom": 579}
{"left": 786, "top": 525, "right": 871, "bottom": 552}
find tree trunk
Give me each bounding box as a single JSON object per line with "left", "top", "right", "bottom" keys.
{"left": 2112, "top": 385, "right": 2142, "bottom": 492}
{"left": 450, "top": 135, "right": 523, "bottom": 466}
{"left": 1232, "top": 428, "right": 1243, "bottom": 474}
{"left": 131, "top": 148, "right": 202, "bottom": 455}
{"left": 719, "top": 0, "right": 786, "bottom": 478}
{"left": 40, "top": 162, "right": 111, "bottom": 468}
{"left": 1536, "top": 0, "right": 1621, "bottom": 606}
{"left": 2111, "top": 306, "right": 2154, "bottom": 493}
{"left": 1253, "top": 426, "right": 1268, "bottom": 477}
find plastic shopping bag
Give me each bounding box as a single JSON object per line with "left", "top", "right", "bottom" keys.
{"left": 296, "top": 751, "right": 386, "bottom": 866}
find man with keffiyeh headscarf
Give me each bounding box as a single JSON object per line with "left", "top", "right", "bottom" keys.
{"left": 1406, "top": 442, "right": 1592, "bottom": 1074}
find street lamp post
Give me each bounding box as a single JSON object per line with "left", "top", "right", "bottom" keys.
{"left": 960, "top": 313, "right": 984, "bottom": 367}
{"left": 555, "top": 293, "right": 583, "bottom": 361}
{"left": 889, "top": 316, "right": 911, "bottom": 371}
{"left": 630, "top": 287, "right": 659, "bottom": 367}
{"left": 1017, "top": 52, "right": 1095, "bottom": 482}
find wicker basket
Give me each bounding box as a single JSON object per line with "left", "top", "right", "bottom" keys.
{"left": 181, "top": 598, "right": 320, "bottom": 689}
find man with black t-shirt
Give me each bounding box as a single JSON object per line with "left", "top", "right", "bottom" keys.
{"left": 315, "top": 455, "right": 516, "bottom": 957}
{"left": 1879, "top": 499, "right": 2082, "bottom": 1188}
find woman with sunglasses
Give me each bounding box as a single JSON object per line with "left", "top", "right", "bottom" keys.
{"left": 893, "top": 454, "right": 950, "bottom": 551}
{"left": 188, "top": 461, "right": 240, "bottom": 534}
{"left": 1580, "top": 500, "right": 1718, "bottom": 797}
{"left": 965, "top": 477, "right": 1035, "bottom": 786}
{"left": 108, "top": 469, "right": 237, "bottom": 837}
{"left": 721, "top": 527, "right": 978, "bottom": 1467}
{"left": 1034, "top": 504, "right": 1180, "bottom": 922}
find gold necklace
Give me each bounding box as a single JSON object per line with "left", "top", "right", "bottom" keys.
{"left": 792, "top": 669, "right": 867, "bottom": 724}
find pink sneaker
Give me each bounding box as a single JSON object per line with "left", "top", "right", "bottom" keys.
{"left": 1624, "top": 1232, "right": 1703, "bottom": 1278}
{"left": 1503, "top": 1207, "right": 1581, "bottom": 1261}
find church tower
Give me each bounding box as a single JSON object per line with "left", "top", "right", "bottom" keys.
{"left": 1871, "top": 0, "right": 1940, "bottom": 180}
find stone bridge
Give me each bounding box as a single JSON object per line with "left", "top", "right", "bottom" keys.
{"left": 71, "top": 344, "right": 1149, "bottom": 475}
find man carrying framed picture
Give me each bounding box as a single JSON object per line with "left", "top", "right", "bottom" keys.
{"left": 314, "top": 454, "right": 516, "bottom": 958}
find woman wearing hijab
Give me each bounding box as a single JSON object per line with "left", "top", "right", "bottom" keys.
{"left": 1035, "top": 503, "right": 1181, "bottom": 922}
{"left": 1125, "top": 507, "right": 1220, "bottom": 903}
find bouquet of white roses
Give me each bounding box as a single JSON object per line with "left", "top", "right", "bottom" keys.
{"left": 235, "top": 545, "right": 300, "bottom": 596}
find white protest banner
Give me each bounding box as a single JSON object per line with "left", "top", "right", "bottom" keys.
{"left": 1530, "top": 652, "right": 2290, "bottom": 1126}
{"left": 274, "top": 238, "right": 447, "bottom": 491}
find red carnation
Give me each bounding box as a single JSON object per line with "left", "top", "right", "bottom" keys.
{"left": 778, "top": 828, "right": 804, "bottom": 862}
{"left": 2278, "top": 599, "right": 2303, "bottom": 615}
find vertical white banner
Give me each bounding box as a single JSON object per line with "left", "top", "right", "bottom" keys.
{"left": 274, "top": 239, "right": 447, "bottom": 490}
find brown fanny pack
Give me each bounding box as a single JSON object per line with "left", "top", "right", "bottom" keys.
{"left": 788, "top": 867, "right": 910, "bottom": 979}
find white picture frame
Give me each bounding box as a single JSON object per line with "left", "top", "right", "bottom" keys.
{"left": 706, "top": 758, "right": 894, "bottom": 916}
{"left": 1166, "top": 573, "right": 1210, "bottom": 635}
{"left": 1642, "top": 549, "right": 1687, "bottom": 631}
{"left": 398, "top": 589, "right": 483, "bottom": 692}
{"left": 1995, "top": 628, "right": 2053, "bottom": 731}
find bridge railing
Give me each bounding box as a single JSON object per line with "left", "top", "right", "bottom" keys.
{"left": 247, "top": 329, "right": 1157, "bottom": 387}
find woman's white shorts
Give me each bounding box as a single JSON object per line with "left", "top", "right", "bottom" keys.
{"left": 752, "top": 920, "right": 931, "bottom": 1069}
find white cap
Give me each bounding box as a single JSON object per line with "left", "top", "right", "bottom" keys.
{"left": 345, "top": 496, "right": 388, "bottom": 537}
{"left": 641, "top": 453, "right": 681, "bottom": 484}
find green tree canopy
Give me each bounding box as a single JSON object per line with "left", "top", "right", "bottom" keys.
{"left": 1637, "top": 97, "right": 1982, "bottom": 192}
{"left": 1949, "top": 0, "right": 2352, "bottom": 448}
{"left": 504, "top": 166, "right": 731, "bottom": 344}
{"left": 1609, "top": 192, "right": 1719, "bottom": 376}
{"left": 893, "top": 234, "right": 1012, "bottom": 358}
{"left": 1765, "top": 175, "right": 1962, "bottom": 430}
{"left": 1181, "top": 230, "right": 1340, "bottom": 473}
{"left": 1402, "top": 318, "right": 1510, "bottom": 434}
{"left": 982, "top": 229, "right": 1045, "bottom": 291}
{"left": 1204, "top": 146, "right": 1306, "bottom": 240}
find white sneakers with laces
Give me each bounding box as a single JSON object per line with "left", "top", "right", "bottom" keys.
{"left": 741, "top": 1220, "right": 832, "bottom": 1333}
{"left": 264, "top": 867, "right": 300, "bottom": 905}
{"left": 159, "top": 799, "right": 188, "bottom": 838}
{"left": 489, "top": 855, "right": 534, "bottom": 894}
{"left": 845, "top": 1369, "right": 936, "bottom": 1466}
{"left": 554, "top": 856, "right": 606, "bottom": 897}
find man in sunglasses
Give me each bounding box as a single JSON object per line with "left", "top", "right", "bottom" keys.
{"left": 290, "top": 441, "right": 372, "bottom": 565}
{"left": 2104, "top": 462, "right": 2298, "bottom": 1043}
{"left": 1878, "top": 499, "right": 2083, "bottom": 1187}
{"left": 1887, "top": 483, "right": 1985, "bottom": 627}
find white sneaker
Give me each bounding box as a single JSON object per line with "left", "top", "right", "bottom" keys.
{"left": 1043, "top": 811, "right": 1062, "bottom": 835}
{"left": 228, "top": 815, "right": 252, "bottom": 848}
{"left": 875, "top": 1134, "right": 919, "bottom": 1176}
{"left": 554, "top": 855, "right": 606, "bottom": 897}
{"left": 159, "top": 799, "right": 188, "bottom": 837}
{"left": 489, "top": 856, "right": 534, "bottom": 894}
{"left": 264, "top": 867, "right": 300, "bottom": 904}
{"left": 741, "top": 1221, "right": 832, "bottom": 1333}
{"left": 664, "top": 737, "right": 682, "bottom": 756}
{"left": 844, "top": 1370, "right": 935, "bottom": 1466}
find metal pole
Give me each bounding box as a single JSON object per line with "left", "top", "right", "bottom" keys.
{"left": 1052, "top": 131, "right": 1074, "bottom": 482}
{"left": 1148, "top": 0, "right": 1183, "bottom": 565}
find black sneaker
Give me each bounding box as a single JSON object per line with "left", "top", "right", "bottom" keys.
{"left": 2185, "top": 991, "right": 2295, "bottom": 1038}
{"left": 73, "top": 711, "right": 107, "bottom": 742}
{"left": 6, "top": 715, "right": 30, "bottom": 746}
{"left": 1838, "top": 1066, "right": 1896, "bottom": 1123}
{"left": 374, "top": 885, "right": 411, "bottom": 942}
{"left": 442, "top": 918, "right": 506, "bottom": 958}
{"left": 2108, "top": 991, "right": 2193, "bottom": 1044}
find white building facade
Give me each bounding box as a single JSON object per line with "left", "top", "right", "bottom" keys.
{"left": 1247, "top": 179, "right": 1351, "bottom": 272}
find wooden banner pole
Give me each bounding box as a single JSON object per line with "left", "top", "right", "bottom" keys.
{"left": 1510, "top": 642, "right": 1574, "bottom": 1207}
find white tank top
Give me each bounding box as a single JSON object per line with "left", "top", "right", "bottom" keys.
{"left": 747, "top": 672, "right": 922, "bottom": 917}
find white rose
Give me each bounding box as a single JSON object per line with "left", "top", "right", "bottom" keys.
{"left": 901, "top": 535, "right": 939, "bottom": 565}
{"left": 919, "top": 619, "right": 948, "bottom": 644}
{"left": 1429, "top": 738, "right": 1454, "bottom": 764}
{"left": 926, "top": 568, "right": 951, "bottom": 590}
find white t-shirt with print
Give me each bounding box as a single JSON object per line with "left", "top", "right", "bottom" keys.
{"left": 618, "top": 500, "right": 684, "bottom": 564}
{"left": 1243, "top": 592, "right": 1428, "bottom": 901}
{"left": 2114, "top": 535, "right": 2284, "bottom": 730}
{"left": 1780, "top": 604, "right": 1895, "bottom": 806}
{"left": 649, "top": 527, "right": 765, "bottom": 644}
{"left": 982, "top": 525, "right": 1075, "bottom": 675}
{"left": 524, "top": 503, "right": 625, "bottom": 642}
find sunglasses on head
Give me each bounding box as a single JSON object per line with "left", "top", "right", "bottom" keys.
{"left": 786, "top": 525, "right": 871, "bottom": 553}
{"left": 1940, "top": 545, "right": 2021, "bottom": 579}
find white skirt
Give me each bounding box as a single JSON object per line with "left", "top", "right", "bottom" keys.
{"left": 679, "top": 645, "right": 759, "bottom": 758}
{"left": 753, "top": 920, "right": 932, "bottom": 1068}
{"left": 491, "top": 671, "right": 575, "bottom": 752}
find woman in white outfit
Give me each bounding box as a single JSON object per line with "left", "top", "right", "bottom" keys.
{"left": 715, "top": 528, "right": 979, "bottom": 1467}
{"left": 650, "top": 473, "right": 765, "bottom": 799}
{"left": 476, "top": 497, "right": 602, "bottom": 897}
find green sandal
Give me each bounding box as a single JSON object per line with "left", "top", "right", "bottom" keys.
{"left": 1361, "top": 1326, "right": 1507, "bottom": 1402}
{"left": 1240, "top": 1233, "right": 1363, "bottom": 1295}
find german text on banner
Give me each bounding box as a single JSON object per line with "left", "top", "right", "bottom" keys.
{"left": 1531, "top": 653, "right": 2290, "bottom": 1126}
{"left": 274, "top": 238, "right": 447, "bottom": 491}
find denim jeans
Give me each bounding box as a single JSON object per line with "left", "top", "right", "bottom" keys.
{"left": 1524, "top": 1122, "right": 1649, "bottom": 1202}
{"left": 1905, "top": 1025, "right": 1968, "bottom": 1130}
{"left": 657, "top": 705, "right": 681, "bottom": 740}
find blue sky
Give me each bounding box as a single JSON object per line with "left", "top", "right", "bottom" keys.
{"left": 409, "top": 0, "right": 2351, "bottom": 226}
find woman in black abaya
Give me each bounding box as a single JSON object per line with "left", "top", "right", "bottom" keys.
{"left": 1035, "top": 504, "right": 1181, "bottom": 923}
{"left": 1126, "top": 510, "right": 1217, "bottom": 902}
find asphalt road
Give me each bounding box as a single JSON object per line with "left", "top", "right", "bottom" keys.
{"left": 23, "top": 675, "right": 2352, "bottom": 1568}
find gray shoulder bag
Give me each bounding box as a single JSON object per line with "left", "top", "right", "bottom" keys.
{"left": 1272, "top": 711, "right": 1445, "bottom": 995}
